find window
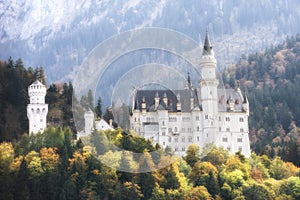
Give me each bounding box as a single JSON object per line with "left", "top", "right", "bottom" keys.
{"left": 226, "top": 127, "right": 230, "bottom": 132}
{"left": 168, "top": 128, "right": 172, "bottom": 133}
{"left": 163, "top": 142, "right": 165, "bottom": 145}
{"left": 174, "top": 127, "right": 178, "bottom": 132}
{"left": 182, "top": 147, "right": 186, "bottom": 151}
{"left": 197, "top": 136, "right": 200, "bottom": 141}
{"left": 237, "top": 138, "right": 243, "bottom": 143}
{"left": 162, "top": 132, "right": 166, "bottom": 136}
{"left": 239, "top": 117, "right": 244, "bottom": 122}
{"left": 196, "top": 116, "right": 200, "bottom": 121}
{"left": 205, "top": 115, "right": 208, "bottom": 119}
{"left": 188, "top": 128, "right": 192, "bottom": 132}
{"left": 134, "top": 118, "right": 136, "bottom": 122}
{"left": 225, "top": 117, "right": 230, "bottom": 121}
{"left": 40, "top": 119, "right": 43, "bottom": 122}
{"left": 222, "top": 137, "right": 228, "bottom": 142}
{"left": 238, "top": 146, "right": 242, "bottom": 152}
{"left": 188, "top": 136, "right": 193, "bottom": 142}
{"left": 219, "top": 127, "right": 222, "bottom": 131}
{"left": 169, "top": 117, "right": 177, "bottom": 122}
{"left": 240, "top": 128, "right": 244, "bottom": 133}
{"left": 168, "top": 137, "right": 171, "bottom": 142}
{"left": 181, "top": 137, "right": 185, "bottom": 142}
{"left": 197, "top": 126, "right": 200, "bottom": 131}
{"left": 175, "top": 147, "right": 178, "bottom": 151}
{"left": 219, "top": 116, "right": 221, "bottom": 121}
{"left": 162, "top": 121, "right": 165, "bottom": 126}
{"left": 227, "top": 146, "right": 231, "bottom": 151}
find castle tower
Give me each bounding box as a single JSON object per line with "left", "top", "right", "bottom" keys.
{"left": 27, "top": 80, "right": 48, "bottom": 134}
{"left": 84, "top": 110, "right": 94, "bottom": 134}
{"left": 199, "top": 30, "right": 219, "bottom": 142}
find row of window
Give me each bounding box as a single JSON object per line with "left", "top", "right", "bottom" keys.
{"left": 220, "top": 127, "right": 244, "bottom": 133}
{"left": 168, "top": 136, "right": 193, "bottom": 143}
{"left": 222, "top": 137, "right": 243, "bottom": 143}
{"left": 137, "top": 116, "right": 245, "bottom": 123}
{"left": 165, "top": 126, "right": 245, "bottom": 134}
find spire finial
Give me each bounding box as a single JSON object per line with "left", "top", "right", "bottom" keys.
{"left": 187, "top": 72, "right": 191, "bottom": 88}
{"left": 202, "top": 28, "right": 213, "bottom": 56}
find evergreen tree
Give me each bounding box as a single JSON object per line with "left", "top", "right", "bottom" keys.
{"left": 95, "top": 97, "right": 102, "bottom": 118}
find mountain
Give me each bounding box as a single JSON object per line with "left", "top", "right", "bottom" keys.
{"left": 1, "top": 0, "right": 300, "bottom": 83}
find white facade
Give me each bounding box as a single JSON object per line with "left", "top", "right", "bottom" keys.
{"left": 27, "top": 80, "right": 48, "bottom": 134}
{"left": 130, "top": 32, "right": 251, "bottom": 157}
{"left": 77, "top": 110, "right": 114, "bottom": 140}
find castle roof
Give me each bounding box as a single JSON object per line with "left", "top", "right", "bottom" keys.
{"left": 134, "top": 88, "right": 199, "bottom": 112}
{"left": 217, "top": 89, "right": 245, "bottom": 112}
{"left": 134, "top": 87, "right": 246, "bottom": 113}
{"left": 31, "top": 80, "right": 44, "bottom": 86}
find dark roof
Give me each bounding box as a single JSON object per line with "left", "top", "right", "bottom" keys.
{"left": 217, "top": 88, "right": 245, "bottom": 112}
{"left": 134, "top": 89, "right": 199, "bottom": 112}
{"left": 202, "top": 30, "right": 213, "bottom": 56}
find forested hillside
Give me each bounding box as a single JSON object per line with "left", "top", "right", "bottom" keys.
{"left": 223, "top": 34, "right": 300, "bottom": 164}
{"left": 1, "top": 127, "right": 300, "bottom": 200}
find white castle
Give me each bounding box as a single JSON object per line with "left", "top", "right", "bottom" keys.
{"left": 130, "top": 32, "right": 251, "bottom": 157}
{"left": 27, "top": 80, "right": 48, "bottom": 134}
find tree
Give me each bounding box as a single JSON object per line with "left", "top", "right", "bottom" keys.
{"left": 0, "top": 142, "right": 14, "bottom": 199}
{"left": 185, "top": 144, "right": 200, "bottom": 167}
{"left": 87, "top": 89, "right": 94, "bottom": 112}
{"left": 279, "top": 176, "right": 300, "bottom": 199}
{"left": 189, "top": 161, "right": 219, "bottom": 197}
{"left": 149, "top": 184, "right": 166, "bottom": 200}
{"left": 269, "top": 157, "right": 289, "bottom": 179}
{"left": 117, "top": 182, "right": 144, "bottom": 200}
{"left": 186, "top": 186, "right": 212, "bottom": 200}
{"left": 243, "top": 183, "right": 273, "bottom": 200}
{"left": 95, "top": 97, "right": 102, "bottom": 118}
{"left": 161, "top": 165, "right": 180, "bottom": 190}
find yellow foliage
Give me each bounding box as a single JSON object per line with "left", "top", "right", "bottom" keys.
{"left": 10, "top": 155, "right": 23, "bottom": 171}
{"left": 285, "top": 162, "right": 299, "bottom": 177}
{"left": 25, "top": 150, "right": 39, "bottom": 165}
{"left": 40, "top": 147, "right": 59, "bottom": 170}
{"left": 0, "top": 142, "right": 14, "bottom": 163}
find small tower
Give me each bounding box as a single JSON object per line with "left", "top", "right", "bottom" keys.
{"left": 27, "top": 80, "right": 48, "bottom": 134}
{"left": 84, "top": 110, "right": 94, "bottom": 135}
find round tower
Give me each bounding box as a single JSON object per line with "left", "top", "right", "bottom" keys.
{"left": 27, "top": 80, "right": 48, "bottom": 134}
{"left": 199, "top": 30, "right": 219, "bottom": 142}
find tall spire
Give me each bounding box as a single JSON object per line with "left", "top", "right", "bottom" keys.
{"left": 202, "top": 29, "right": 213, "bottom": 56}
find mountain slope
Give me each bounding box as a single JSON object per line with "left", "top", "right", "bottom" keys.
{"left": 1, "top": 0, "right": 300, "bottom": 82}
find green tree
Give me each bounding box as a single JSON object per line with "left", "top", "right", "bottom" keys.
{"left": 185, "top": 144, "right": 200, "bottom": 167}
{"left": 269, "top": 157, "right": 289, "bottom": 179}
{"left": 243, "top": 183, "right": 273, "bottom": 200}
{"left": 186, "top": 186, "right": 212, "bottom": 200}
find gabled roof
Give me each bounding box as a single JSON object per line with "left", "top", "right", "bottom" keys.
{"left": 134, "top": 89, "right": 199, "bottom": 112}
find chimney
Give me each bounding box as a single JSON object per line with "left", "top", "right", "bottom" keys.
{"left": 154, "top": 92, "right": 159, "bottom": 109}
{"left": 163, "top": 92, "right": 168, "bottom": 106}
